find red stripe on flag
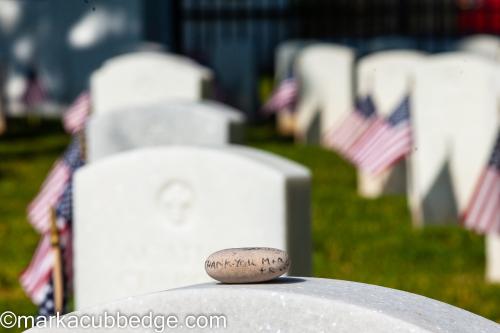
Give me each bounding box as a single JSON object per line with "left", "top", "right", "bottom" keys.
{"left": 357, "top": 125, "right": 412, "bottom": 174}
{"left": 323, "top": 111, "right": 379, "bottom": 161}
{"left": 347, "top": 118, "right": 386, "bottom": 162}
{"left": 264, "top": 79, "right": 298, "bottom": 113}
{"left": 27, "top": 161, "right": 71, "bottom": 233}
{"left": 324, "top": 112, "right": 362, "bottom": 150}
{"left": 463, "top": 168, "right": 500, "bottom": 234}
{"left": 20, "top": 234, "right": 54, "bottom": 304}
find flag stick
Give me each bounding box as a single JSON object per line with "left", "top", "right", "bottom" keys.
{"left": 78, "top": 130, "right": 86, "bottom": 162}
{"left": 50, "top": 208, "right": 64, "bottom": 314}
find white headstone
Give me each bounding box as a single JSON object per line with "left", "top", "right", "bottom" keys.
{"left": 410, "top": 53, "right": 499, "bottom": 226}
{"left": 458, "top": 34, "right": 500, "bottom": 62}
{"left": 274, "top": 40, "right": 315, "bottom": 135}
{"left": 91, "top": 52, "right": 213, "bottom": 114}
{"left": 356, "top": 50, "right": 426, "bottom": 198}
{"left": 25, "top": 278, "right": 500, "bottom": 332}
{"left": 294, "top": 44, "right": 354, "bottom": 144}
{"left": 87, "top": 101, "right": 245, "bottom": 162}
{"left": 74, "top": 146, "right": 311, "bottom": 309}
{"left": 487, "top": 234, "right": 500, "bottom": 283}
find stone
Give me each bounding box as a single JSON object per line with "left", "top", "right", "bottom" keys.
{"left": 205, "top": 247, "right": 290, "bottom": 283}
{"left": 86, "top": 101, "right": 245, "bottom": 162}
{"left": 90, "top": 51, "right": 213, "bottom": 115}
{"left": 487, "top": 234, "right": 500, "bottom": 283}
{"left": 74, "top": 146, "right": 311, "bottom": 309}
{"left": 356, "top": 50, "right": 426, "bottom": 198}
{"left": 25, "top": 278, "right": 500, "bottom": 332}
{"left": 294, "top": 43, "right": 355, "bottom": 144}
{"left": 409, "top": 53, "right": 499, "bottom": 226}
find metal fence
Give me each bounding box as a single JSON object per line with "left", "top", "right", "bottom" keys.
{"left": 144, "top": 0, "right": 500, "bottom": 117}
{"left": 172, "top": 0, "right": 466, "bottom": 68}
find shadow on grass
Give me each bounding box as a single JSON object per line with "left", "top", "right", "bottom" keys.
{"left": 0, "top": 117, "right": 65, "bottom": 140}
{"left": 0, "top": 144, "right": 68, "bottom": 163}
{"left": 0, "top": 117, "right": 69, "bottom": 163}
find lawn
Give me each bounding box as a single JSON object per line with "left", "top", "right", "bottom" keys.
{"left": 0, "top": 119, "right": 498, "bottom": 332}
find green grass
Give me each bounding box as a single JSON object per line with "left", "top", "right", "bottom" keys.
{"left": 0, "top": 120, "right": 498, "bottom": 332}
{"left": 0, "top": 119, "right": 70, "bottom": 331}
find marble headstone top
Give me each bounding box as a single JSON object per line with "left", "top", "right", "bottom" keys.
{"left": 457, "top": 34, "right": 500, "bottom": 62}
{"left": 409, "top": 53, "right": 499, "bottom": 225}
{"left": 25, "top": 278, "right": 500, "bottom": 332}
{"left": 87, "top": 100, "right": 245, "bottom": 162}
{"left": 91, "top": 51, "right": 213, "bottom": 114}
{"left": 294, "top": 43, "right": 355, "bottom": 143}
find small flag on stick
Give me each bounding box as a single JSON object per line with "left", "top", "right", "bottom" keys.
{"left": 263, "top": 75, "right": 299, "bottom": 114}
{"left": 22, "top": 127, "right": 84, "bottom": 315}
{"left": 37, "top": 224, "right": 71, "bottom": 317}
{"left": 462, "top": 133, "right": 500, "bottom": 234}
{"left": 20, "top": 234, "right": 54, "bottom": 305}
{"left": 323, "top": 95, "right": 377, "bottom": 160}
{"left": 20, "top": 209, "right": 71, "bottom": 316}
{"left": 27, "top": 139, "right": 84, "bottom": 234}
{"left": 350, "top": 96, "right": 412, "bottom": 175}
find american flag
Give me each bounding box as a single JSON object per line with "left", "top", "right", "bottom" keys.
{"left": 263, "top": 74, "right": 299, "bottom": 114}
{"left": 63, "top": 91, "right": 91, "bottom": 134}
{"left": 323, "top": 95, "right": 377, "bottom": 160}
{"left": 23, "top": 136, "right": 83, "bottom": 313}
{"left": 37, "top": 278, "right": 68, "bottom": 317}
{"left": 19, "top": 234, "right": 54, "bottom": 305}
{"left": 20, "top": 227, "right": 71, "bottom": 314}
{"left": 351, "top": 96, "right": 412, "bottom": 175}
{"left": 462, "top": 133, "right": 500, "bottom": 234}
{"left": 27, "top": 139, "right": 83, "bottom": 234}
